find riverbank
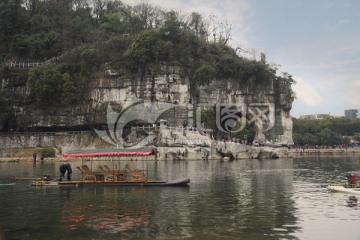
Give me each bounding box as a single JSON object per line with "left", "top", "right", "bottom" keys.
{"left": 292, "top": 147, "right": 360, "bottom": 156}
{"left": 0, "top": 147, "right": 359, "bottom": 163}
{"left": 0, "top": 128, "right": 293, "bottom": 161}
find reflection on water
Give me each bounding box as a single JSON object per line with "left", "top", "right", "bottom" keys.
{"left": 59, "top": 188, "right": 151, "bottom": 238}
{"left": 0, "top": 156, "right": 359, "bottom": 239}
{"left": 346, "top": 196, "right": 358, "bottom": 208}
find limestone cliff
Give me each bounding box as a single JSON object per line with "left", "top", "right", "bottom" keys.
{"left": 1, "top": 63, "right": 294, "bottom": 147}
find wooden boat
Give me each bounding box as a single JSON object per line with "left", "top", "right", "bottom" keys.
{"left": 31, "top": 148, "right": 190, "bottom": 187}
{"left": 31, "top": 178, "right": 190, "bottom": 187}
{"left": 327, "top": 184, "right": 360, "bottom": 195}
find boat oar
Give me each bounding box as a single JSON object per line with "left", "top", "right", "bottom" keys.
{"left": 11, "top": 176, "right": 42, "bottom": 182}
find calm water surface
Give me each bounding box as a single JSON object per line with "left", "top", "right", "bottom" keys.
{"left": 0, "top": 156, "right": 359, "bottom": 240}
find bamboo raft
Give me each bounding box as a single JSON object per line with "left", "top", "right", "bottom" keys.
{"left": 31, "top": 148, "right": 190, "bottom": 187}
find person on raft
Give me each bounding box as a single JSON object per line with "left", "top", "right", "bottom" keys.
{"left": 346, "top": 173, "right": 357, "bottom": 186}
{"left": 59, "top": 162, "right": 72, "bottom": 181}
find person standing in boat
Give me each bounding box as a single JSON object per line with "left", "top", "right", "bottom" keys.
{"left": 59, "top": 162, "right": 72, "bottom": 181}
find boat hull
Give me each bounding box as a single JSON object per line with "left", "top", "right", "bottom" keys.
{"left": 327, "top": 184, "right": 360, "bottom": 195}
{"left": 31, "top": 178, "right": 190, "bottom": 187}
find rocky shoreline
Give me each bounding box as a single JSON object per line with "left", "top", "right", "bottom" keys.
{"left": 0, "top": 146, "right": 359, "bottom": 163}
{"left": 0, "top": 127, "right": 293, "bottom": 161}
{"left": 1, "top": 128, "right": 359, "bottom": 162}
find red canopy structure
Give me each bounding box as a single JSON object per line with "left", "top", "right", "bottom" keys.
{"left": 63, "top": 148, "right": 157, "bottom": 158}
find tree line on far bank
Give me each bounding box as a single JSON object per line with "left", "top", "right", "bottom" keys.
{"left": 292, "top": 118, "right": 360, "bottom": 147}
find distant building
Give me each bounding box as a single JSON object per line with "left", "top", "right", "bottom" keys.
{"left": 299, "top": 113, "right": 331, "bottom": 120}
{"left": 344, "top": 109, "right": 359, "bottom": 119}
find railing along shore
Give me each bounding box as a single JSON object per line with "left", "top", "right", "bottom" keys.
{"left": 0, "top": 131, "right": 91, "bottom": 136}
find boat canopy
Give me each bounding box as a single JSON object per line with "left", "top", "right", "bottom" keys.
{"left": 63, "top": 148, "right": 157, "bottom": 158}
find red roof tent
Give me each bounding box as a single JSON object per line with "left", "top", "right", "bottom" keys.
{"left": 63, "top": 148, "right": 157, "bottom": 158}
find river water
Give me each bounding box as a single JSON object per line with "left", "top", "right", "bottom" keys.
{"left": 0, "top": 156, "right": 359, "bottom": 240}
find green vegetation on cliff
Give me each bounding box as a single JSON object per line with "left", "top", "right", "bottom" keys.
{"left": 0, "top": 0, "right": 295, "bottom": 131}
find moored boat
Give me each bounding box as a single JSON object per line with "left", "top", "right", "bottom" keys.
{"left": 31, "top": 148, "right": 190, "bottom": 187}
{"left": 31, "top": 178, "right": 190, "bottom": 187}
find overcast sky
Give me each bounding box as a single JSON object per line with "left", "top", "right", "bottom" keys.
{"left": 123, "top": 0, "right": 360, "bottom": 117}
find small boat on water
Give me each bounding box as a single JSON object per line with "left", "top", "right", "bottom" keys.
{"left": 31, "top": 178, "right": 190, "bottom": 187}
{"left": 327, "top": 184, "right": 360, "bottom": 195}
{"left": 31, "top": 148, "right": 190, "bottom": 187}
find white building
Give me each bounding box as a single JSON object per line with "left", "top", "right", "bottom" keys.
{"left": 299, "top": 113, "right": 331, "bottom": 120}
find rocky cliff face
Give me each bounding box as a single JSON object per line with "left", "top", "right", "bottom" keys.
{"left": 1, "top": 64, "right": 294, "bottom": 146}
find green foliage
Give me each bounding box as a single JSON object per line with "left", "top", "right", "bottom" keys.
{"left": 354, "top": 133, "right": 360, "bottom": 141}
{"left": 0, "top": 0, "right": 28, "bottom": 46}
{"left": 216, "top": 54, "right": 241, "bottom": 79}
{"left": 198, "top": 109, "right": 216, "bottom": 130}
{"left": 79, "top": 46, "right": 104, "bottom": 71}
{"left": 276, "top": 73, "right": 296, "bottom": 103}
{"left": 99, "top": 6, "right": 143, "bottom": 35}
{"left": 293, "top": 132, "right": 318, "bottom": 146}
{"left": 10, "top": 31, "right": 62, "bottom": 58}
{"left": 125, "top": 29, "right": 163, "bottom": 73}
{"left": 40, "top": 147, "right": 56, "bottom": 158}
{"left": 28, "top": 64, "right": 68, "bottom": 106}
{"left": 293, "top": 118, "right": 360, "bottom": 146}
{"left": 100, "top": 12, "right": 123, "bottom": 33}
{"left": 318, "top": 128, "right": 341, "bottom": 145}
{"left": 161, "top": 11, "right": 186, "bottom": 41}
{"left": 0, "top": 90, "right": 13, "bottom": 122}
{"left": 65, "top": 9, "right": 95, "bottom": 46}
{"left": 231, "top": 120, "right": 256, "bottom": 143}
{"left": 188, "top": 12, "right": 208, "bottom": 38}
{"left": 241, "top": 60, "right": 277, "bottom": 86}
{"left": 1, "top": 0, "right": 286, "bottom": 88}
{"left": 195, "top": 64, "right": 216, "bottom": 85}
{"left": 0, "top": 0, "right": 295, "bottom": 118}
